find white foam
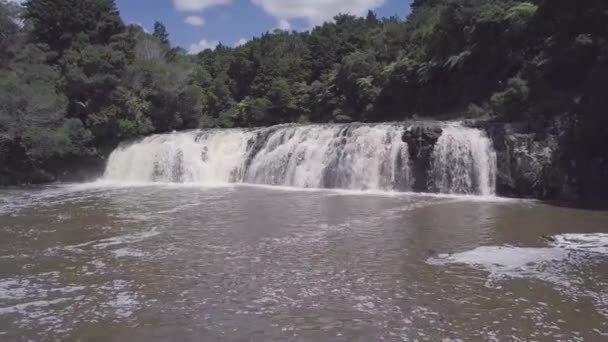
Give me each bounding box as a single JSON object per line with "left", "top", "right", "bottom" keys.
{"left": 107, "top": 291, "right": 138, "bottom": 318}
{"left": 112, "top": 248, "right": 144, "bottom": 258}
{"left": 0, "top": 298, "right": 69, "bottom": 316}
{"left": 52, "top": 180, "right": 520, "bottom": 203}
{"left": 0, "top": 279, "right": 31, "bottom": 300}
{"left": 428, "top": 233, "right": 608, "bottom": 286}
{"left": 551, "top": 233, "right": 608, "bottom": 254}
{"left": 428, "top": 246, "right": 571, "bottom": 283}
{"left": 65, "top": 228, "right": 160, "bottom": 251}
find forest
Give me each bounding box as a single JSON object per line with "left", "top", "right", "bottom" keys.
{"left": 0, "top": 0, "right": 607, "bottom": 188}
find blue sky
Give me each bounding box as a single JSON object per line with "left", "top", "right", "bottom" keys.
{"left": 115, "top": 0, "right": 413, "bottom": 53}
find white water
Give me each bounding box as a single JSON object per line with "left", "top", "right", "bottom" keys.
{"left": 246, "top": 125, "right": 410, "bottom": 190}
{"left": 428, "top": 233, "right": 608, "bottom": 291}
{"left": 103, "top": 123, "right": 498, "bottom": 195}
{"left": 104, "top": 130, "right": 254, "bottom": 183}
{"left": 431, "top": 123, "right": 497, "bottom": 196}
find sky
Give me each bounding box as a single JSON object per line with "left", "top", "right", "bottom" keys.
{"left": 114, "top": 0, "right": 413, "bottom": 54}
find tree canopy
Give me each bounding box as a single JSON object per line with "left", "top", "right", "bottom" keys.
{"left": 1, "top": 0, "right": 607, "bottom": 185}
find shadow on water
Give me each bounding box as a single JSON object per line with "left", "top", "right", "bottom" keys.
{"left": 543, "top": 198, "right": 608, "bottom": 211}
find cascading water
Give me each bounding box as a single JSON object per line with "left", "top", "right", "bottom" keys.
{"left": 430, "top": 123, "right": 497, "bottom": 196}
{"left": 103, "top": 122, "right": 498, "bottom": 196}
{"left": 246, "top": 125, "right": 410, "bottom": 190}
{"left": 103, "top": 130, "right": 255, "bottom": 183}
{"left": 103, "top": 124, "right": 412, "bottom": 192}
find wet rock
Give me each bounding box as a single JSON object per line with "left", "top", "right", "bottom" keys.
{"left": 402, "top": 123, "right": 443, "bottom": 192}
{"left": 479, "top": 118, "right": 576, "bottom": 199}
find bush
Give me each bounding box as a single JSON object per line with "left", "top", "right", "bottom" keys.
{"left": 21, "top": 119, "right": 93, "bottom": 162}
{"left": 490, "top": 76, "right": 530, "bottom": 118}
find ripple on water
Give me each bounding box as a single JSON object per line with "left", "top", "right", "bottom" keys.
{"left": 0, "top": 274, "right": 143, "bottom": 336}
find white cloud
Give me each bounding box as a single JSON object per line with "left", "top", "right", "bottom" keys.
{"left": 252, "top": 0, "right": 385, "bottom": 26}
{"left": 189, "top": 39, "right": 219, "bottom": 54}
{"left": 174, "top": 0, "right": 231, "bottom": 12}
{"left": 185, "top": 15, "right": 205, "bottom": 26}
{"left": 276, "top": 18, "right": 291, "bottom": 31}
{"left": 234, "top": 38, "right": 249, "bottom": 47}
{"left": 133, "top": 22, "right": 150, "bottom": 33}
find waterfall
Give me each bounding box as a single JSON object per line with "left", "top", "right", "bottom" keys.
{"left": 103, "top": 130, "right": 254, "bottom": 183}
{"left": 103, "top": 122, "right": 497, "bottom": 195}
{"left": 430, "top": 123, "right": 497, "bottom": 196}
{"left": 103, "top": 124, "right": 412, "bottom": 191}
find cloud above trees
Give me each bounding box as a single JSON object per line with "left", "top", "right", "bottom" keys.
{"left": 252, "top": 0, "right": 386, "bottom": 26}
{"left": 188, "top": 38, "right": 219, "bottom": 54}
{"left": 174, "top": 0, "right": 231, "bottom": 12}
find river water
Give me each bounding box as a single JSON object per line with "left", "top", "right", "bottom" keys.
{"left": 1, "top": 183, "right": 607, "bottom": 341}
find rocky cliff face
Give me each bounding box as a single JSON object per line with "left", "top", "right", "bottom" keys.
{"left": 402, "top": 123, "right": 443, "bottom": 192}
{"left": 402, "top": 118, "right": 580, "bottom": 200}
{"left": 481, "top": 121, "right": 570, "bottom": 199}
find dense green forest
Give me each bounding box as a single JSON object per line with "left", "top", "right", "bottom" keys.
{"left": 1, "top": 0, "right": 607, "bottom": 189}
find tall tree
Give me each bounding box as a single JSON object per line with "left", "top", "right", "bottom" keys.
{"left": 153, "top": 21, "right": 170, "bottom": 46}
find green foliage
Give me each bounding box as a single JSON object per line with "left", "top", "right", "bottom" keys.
{"left": 267, "top": 79, "right": 296, "bottom": 120}
{"left": 2, "top": 0, "right": 608, "bottom": 186}
{"left": 504, "top": 2, "right": 537, "bottom": 38}
{"left": 238, "top": 97, "right": 272, "bottom": 127}
{"left": 490, "top": 76, "right": 529, "bottom": 117}
{"left": 24, "top": 0, "right": 124, "bottom": 54}
{"left": 0, "top": 0, "right": 21, "bottom": 66}
{"left": 0, "top": 50, "right": 66, "bottom": 139}
{"left": 153, "top": 21, "right": 169, "bottom": 46}
{"left": 22, "top": 119, "right": 93, "bottom": 162}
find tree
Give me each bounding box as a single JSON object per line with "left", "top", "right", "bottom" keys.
{"left": 0, "top": 0, "right": 20, "bottom": 66}
{"left": 490, "top": 76, "right": 529, "bottom": 118}
{"left": 366, "top": 10, "right": 379, "bottom": 25}
{"left": 153, "top": 21, "right": 170, "bottom": 46}
{"left": 24, "top": 0, "right": 125, "bottom": 56}
{"left": 0, "top": 46, "right": 67, "bottom": 140}
{"left": 238, "top": 97, "right": 272, "bottom": 127}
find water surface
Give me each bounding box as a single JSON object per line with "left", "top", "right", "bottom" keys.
{"left": 0, "top": 184, "right": 607, "bottom": 341}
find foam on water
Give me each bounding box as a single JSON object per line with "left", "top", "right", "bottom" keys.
{"left": 64, "top": 228, "right": 160, "bottom": 251}
{"left": 428, "top": 246, "right": 572, "bottom": 285}
{"left": 428, "top": 233, "right": 608, "bottom": 318}
{"left": 0, "top": 273, "right": 144, "bottom": 335}
{"left": 68, "top": 180, "right": 515, "bottom": 202}
{"left": 112, "top": 248, "right": 144, "bottom": 258}
{"left": 429, "top": 233, "right": 608, "bottom": 275}
{"left": 552, "top": 233, "right": 608, "bottom": 254}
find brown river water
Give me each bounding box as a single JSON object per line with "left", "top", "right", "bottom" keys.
{"left": 0, "top": 183, "right": 607, "bottom": 341}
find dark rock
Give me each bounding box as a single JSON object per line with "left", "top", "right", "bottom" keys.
{"left": 402, "top": 122, "right": 443, "bottom": 192}
{"left": 478, "top": 116, "right": 577, "bottom": 200}
{"left": 541, "top": 235, "right": 556, "bottom": 242}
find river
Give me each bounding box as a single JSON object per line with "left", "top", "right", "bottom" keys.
{"left": 1, "top": 123, "right": 607, "bottom": 341}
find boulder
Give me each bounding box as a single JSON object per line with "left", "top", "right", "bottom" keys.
{"left": 402, "top": 123, "right": 443, "bottom": 192}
